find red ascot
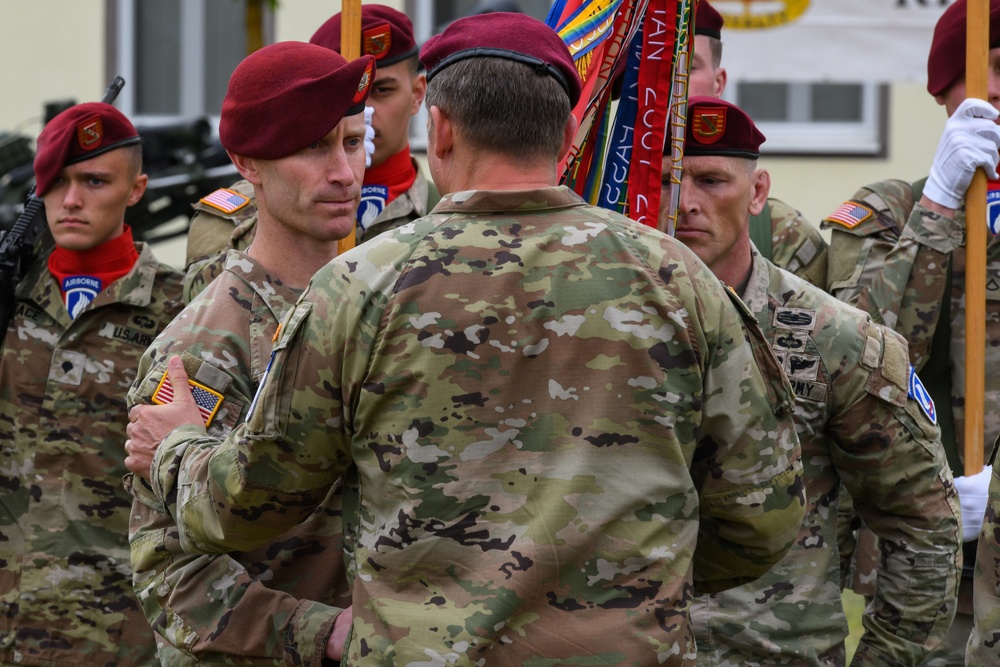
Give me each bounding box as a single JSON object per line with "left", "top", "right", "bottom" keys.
{"left": 419, "top": 12, "right": 582, "bottom": 107}
{"left": 33, "top": 102, "right": 140, "bottom": 196}
{"left": 927, "top": 0, "right": 1000, "bottom": 96}
{"left": 681, "top": 96, "right": 766, "bottom": 160}
{"left": 695, "top": 1, "right": 724, "bottom": 39}
{"left": 311, "top": 5, "right": 419, "bottom": 67}
{"left": 220, "top": 41, "right": 375, "bottom": 160}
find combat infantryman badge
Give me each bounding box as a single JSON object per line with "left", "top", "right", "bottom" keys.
{"left": 693, "top": 106, "right": 726, "bottom": 144}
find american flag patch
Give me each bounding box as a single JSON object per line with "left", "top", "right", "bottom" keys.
{"left": 200, "top": 188, "right": 250, "bottom": 214}
{"left": 151, "top": 374, "right": 224, "bottom": 428}
{"left": 825, "top": 201, "right": 873, "bottom": 229}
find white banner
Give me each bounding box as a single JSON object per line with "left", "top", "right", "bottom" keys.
{"left": 716, "top": 0, "right": 955, "bottom": 83}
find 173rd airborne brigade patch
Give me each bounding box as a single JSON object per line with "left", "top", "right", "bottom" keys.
{"left": 908, "top": 366, "right": 936, "bottom": 425}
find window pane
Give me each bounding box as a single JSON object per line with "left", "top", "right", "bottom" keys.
{"left": 735, "top": 83, "right": 788, "bottom": 122}
{"left": 135, "top": 0, "right": 181, "bottom": 114}
{"left": 811, "top": 83, "right": 863, "bottom": 122}
{"left": 433, "top": 0, "right": 551, "bottom": 27}
{"left": 204, "top": 0, "right": 247, "bottom": 116}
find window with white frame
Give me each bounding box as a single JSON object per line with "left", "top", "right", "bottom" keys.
{"left": 109, "top": 0, "right": 271, "bottom": 123}
{"left": 726, "top": 82, "right": 887, "bottom": 157}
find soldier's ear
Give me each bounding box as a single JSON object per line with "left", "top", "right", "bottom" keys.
{"left": 229, "top": 152, "right": 262, "bottom": 186}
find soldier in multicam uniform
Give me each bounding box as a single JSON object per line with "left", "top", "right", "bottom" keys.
{"left": 122, "top": 42, "right": 374, "bottom": 665}
{"left": 184, "top": 5, "right": 438, "bottom": 301}
{"left": 667, "top": 96, "right": 962, "bottom": 666}
{"left": 0, "top": 102, "right": 184, "bottom": 665}
{"left": 969, "top": 448, "right": 1000, "bottom": 664}
{"left": 132, "top": 13, "right": 807, "bottom": 665}
{"left": 822, "top": 2, "right": 1000, "bottom": 664}
{"left": 691, "top": 0, "right": 828, "bottom": 287}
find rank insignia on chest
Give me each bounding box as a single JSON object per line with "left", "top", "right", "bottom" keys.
{"left": 151, "top": 373, "right": 224, "bottom": 428}
{"left": 908, "top": 365, "right": 936, "bottom": 425}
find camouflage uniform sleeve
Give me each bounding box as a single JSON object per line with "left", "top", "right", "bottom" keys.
{"left": 968, "top": 455, "right": 1000, "bottom": 664}
{"left": 826, "top": 322, "right": 961, "bottom": 666}
{"left": 823, "top": 180, "right": 962, "bottom": 369}
{"left": 768, "top": 198, "right": 829, "bottom": 289}
{"left": 174, "top": 275, "right": 375, "bottom": 552}
{"left": 183, "top": 181, "right": 259, "bottom": 301}
{"left": 127, "top": 353, "right": 340, "bottom": 666}
{"left": 691, "top": 285, "right": 805, "bottom": 594}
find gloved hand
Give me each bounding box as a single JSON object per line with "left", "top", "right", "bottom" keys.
{"left": 924, "top": 98, "right": 1000, "bottom": 210}
{"left": 953, "top": 464, "right": 994, "bottom": 542}
{"left": 364, "top": 106, "right": 376, "bottom": 168}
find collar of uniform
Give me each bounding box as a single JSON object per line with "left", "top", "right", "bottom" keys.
{"left": 221, "top": 248, "right": 301, "bottom": 322}
{"left": 740, "top": 244, "right": 772, "bottom": 325}
{"left": 431, "top": 185, "right": 586, "bottom": 215}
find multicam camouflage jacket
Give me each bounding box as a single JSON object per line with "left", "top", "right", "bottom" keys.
{"left": 126, "top": 250, "right": 350, "bottom": 666}
{"left": 822, "top": 178, "right": 1000, "bottom": 468}
{"left": 766, "top": 197, "right": 829, "bottom": 289}
{"left": 182, "top": 164, "right": 438, "bottom": 301}
{"left": 969, "top": 454, "right": 1000, "bottom": 665}
{"left": 0, "top": 243, "right": 183, "bottom": 666}
{"left": 163, "top": 186, "right": 806, "bottom": 666}
{"left": 691, "top": 248, "right": 961, "bottom": 667}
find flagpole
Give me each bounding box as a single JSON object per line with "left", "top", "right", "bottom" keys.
{"left": 660, "top": 0, "right": 695, "bottom": 235}
{"left": 964, "top": 0, "right": 988, "bottom": 476}
{"left": 338, "top": 0, "right": 363, "bottom": 256}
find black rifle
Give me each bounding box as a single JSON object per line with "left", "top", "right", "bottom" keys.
{"left": 0, "top": 76, "right": 125, "bottom": 345}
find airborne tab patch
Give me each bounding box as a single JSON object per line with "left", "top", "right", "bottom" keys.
{"left": 152, "top": 373, "right": 224, "bottom": 428}
{"left": 200, "top": 188, "right": 250, "bottom": 215}
{"left": 824, "top": 201, "right": 873, "bottom": 229}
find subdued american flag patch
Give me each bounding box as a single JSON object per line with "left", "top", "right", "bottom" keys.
{"left": 199, "top": 188, "right": 250, "bottom": 214}
{"left": 824, "top": 201, "right": 874, "bottom": 229}
{"left": 151, "top": 374, "right": 224, "bottom": 427}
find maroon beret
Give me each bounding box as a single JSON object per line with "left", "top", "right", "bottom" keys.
{"left": 310, "top": 4, "right": 419, "bottom": 67}
{"left": 696, "top": 1, "right": 724, "bottom": 40}
{"left": 679, "top": 96, "right": 766, "bottom": 159}
{"left": 33, "top": 102, "right": 140, "bottom": 196}
{"left": 220, "top": 41, "right": 375, "bottom": 160}
{"left": 420, "top": 12, "right": 582, "bottom": 107}
{"left": 927, "top": 0, "right": 1000, "bottom": 96}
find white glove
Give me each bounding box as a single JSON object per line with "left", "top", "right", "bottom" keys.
{"left": 364, "top": 106, "right": 376, "bottom": 168}
{"left": 924, "top": 98, "right": 1000, "bottom": 210}
{"left": 953, "top": 464, "right": 994, "bottom": 542}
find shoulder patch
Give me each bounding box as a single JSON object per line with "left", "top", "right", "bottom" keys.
{"left": 908, "top": 366, "right": 936, "bottom": 425}
{"left": 824, "top": 201, "right": 874, "bottom": 230}
{"left": 199, "top": 188, "right": 250, "bottom": 215}
{"left": 152, "top": 373, "right": 224, "bottom": 428}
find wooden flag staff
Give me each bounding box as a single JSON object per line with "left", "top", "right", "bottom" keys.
{"left": 965, "top": 0, "right": 988, "bottom": 476}
{"left": 338, "top": 0, "right": 363, "bottom": 255}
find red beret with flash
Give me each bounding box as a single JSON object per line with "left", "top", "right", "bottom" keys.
{"left": 310, "top": 4, "right": 419, "bottom": 67}
{"left": 927, "top": 0, "right": 1000, "bottom": 96}
{"left": 696, "top": 1, "right": 724, "bottom": 40}
{"left": 680, "top": 96, "right": 766, "bottom": 159}
{"left": 220, "top": 41, "right": 375, "bottom": 159}
{"left": 33, "top": 102, "right": 140, "bottom": 196}
{"left": 420, "top": 12, "right": 582, "bottom": 107}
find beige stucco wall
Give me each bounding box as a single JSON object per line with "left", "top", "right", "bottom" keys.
{"left": 1, "top": 1, "right": 947, "bottom": 267}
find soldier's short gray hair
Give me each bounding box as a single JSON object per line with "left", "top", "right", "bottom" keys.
{"left": 424, "top": 57, "right": 572, "bottom": 161}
